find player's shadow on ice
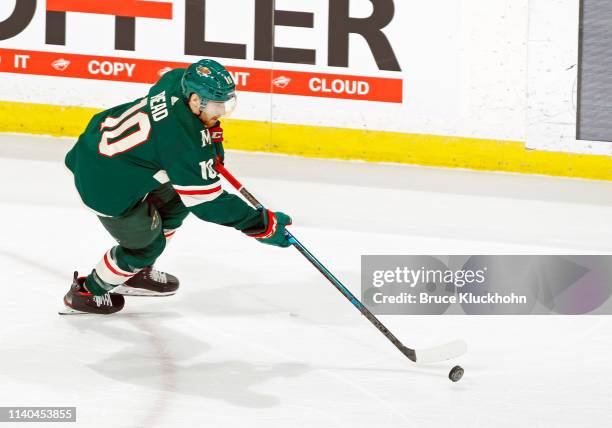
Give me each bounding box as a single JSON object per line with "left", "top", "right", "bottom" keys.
{"left": 63, "top": 314, "right": 309, "bottom": 408}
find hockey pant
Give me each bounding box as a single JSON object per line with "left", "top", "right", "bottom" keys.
{"left": 85, "top": 183, "right": 189, "bottom": 296}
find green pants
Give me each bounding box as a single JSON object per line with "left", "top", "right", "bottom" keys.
{"left": 85, "top": 183, "right": 189, "bottom": 295}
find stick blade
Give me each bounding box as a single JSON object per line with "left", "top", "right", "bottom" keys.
{"left": 415, "top": 340, "right": 467, "bottom": 364}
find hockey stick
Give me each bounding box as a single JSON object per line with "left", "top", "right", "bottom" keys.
{"left": 216, "top": 161, "right": 467, "bottom": 364}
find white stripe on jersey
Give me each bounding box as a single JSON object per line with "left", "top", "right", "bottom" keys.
{"left": 153, "top": 170, "right": 170, "bottom": 184}
{"left": 172, "top": 183, "right": 223, "bottom": 207}
{"left": 100, "top": 98, "right": 148, "bottom": 130}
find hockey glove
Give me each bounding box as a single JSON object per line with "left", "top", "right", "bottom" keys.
{"left": 244, "top": 209, "right": 292, "bottom": 248}
{"left": 209, "top": 121, "right": 225, "bottom": 164}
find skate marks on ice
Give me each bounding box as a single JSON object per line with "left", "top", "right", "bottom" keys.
{"left": 178, "top": 279, "right": 357, "bottom": 323}
{"left": 0, "top": 245, "right": 312, "bottom": 424}
{"left": 193, "top": 315, "right": 415, "bottom": 426}
{"left": 0, "top": 248, "right": 68, "bottom": 289}
{"left": 56, "top": 290, "right": 421, "bottom": 426}
{"left": 127, "top": 273, "right": 426, "bottom": 426}
{"left": 62, "top": 314, "right": 309, "bottom": 409}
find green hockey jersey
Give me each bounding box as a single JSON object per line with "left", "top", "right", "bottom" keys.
{"left": 65, "top": 69, "right": 260, "bottom": 231}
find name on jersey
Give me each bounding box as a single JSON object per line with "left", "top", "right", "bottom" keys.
{"left": 150, "top": 91, "right": 168, "bottom": 122}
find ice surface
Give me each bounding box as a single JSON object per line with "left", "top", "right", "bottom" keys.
{"left": 1, "top": 134, "right": 611, "bottom": 428}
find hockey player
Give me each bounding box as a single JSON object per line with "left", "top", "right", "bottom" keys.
{"left": 61, "top": 59, "right": 292, "bottom": 315}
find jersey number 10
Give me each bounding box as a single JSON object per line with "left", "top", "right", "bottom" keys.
{"left": 98, "top": 99, "right": 151, "bottom": 158}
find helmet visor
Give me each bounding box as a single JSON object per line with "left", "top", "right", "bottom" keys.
{"left": 202, "top": 94, "right": 237, "bottom": 119}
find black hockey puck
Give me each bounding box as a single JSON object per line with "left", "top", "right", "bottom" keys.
{"left": 449, "top": 365, "right": 464, "bottom": 382}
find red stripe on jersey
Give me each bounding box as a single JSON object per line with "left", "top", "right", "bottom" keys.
{"left": 175, "top": 186, "right": 222, "bottom": 196}
{"left": 103, "top": 252, "right": 135, "bottom": 278}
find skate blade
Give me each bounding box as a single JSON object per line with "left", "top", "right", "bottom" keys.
{"left": 58, "top": 305, "right": 91, "bottom": 315}
{"left": 112, "top": 285, "right": 176, "bottom": 297}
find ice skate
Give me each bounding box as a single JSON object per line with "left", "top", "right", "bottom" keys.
{"left": 59, "top": 272, "right": 125, "bottom": 315}
{"left": 113, "top": 266, "right": 179, "bottom": 297}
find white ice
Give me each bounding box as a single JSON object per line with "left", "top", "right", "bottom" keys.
{"left": 1, "top": 134, "right": 611, "bottom": 428}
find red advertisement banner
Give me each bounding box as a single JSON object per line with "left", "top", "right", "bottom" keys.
{"left": 0, "top": 48, "right": 403, "bottom": 103}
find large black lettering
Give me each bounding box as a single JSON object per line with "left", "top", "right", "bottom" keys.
{"left": 0, "top": 0, "right": 36, "bottom": 41}
{"left": 254, "top": 0, "right": 315, "bottom": 64}
{"left": 328, "top": 0, "right": 401, "bottom": 71}
{"left": 46, "top": 13, "right": 137, "bottom": 50}
{"left": 45, "top": 11, "right": 65, "bottom": 45}
{"left": 115, "top": 17, "right": 135, "bottom": 51}
{"left": 254, "top": 1, "right": 274, "bottom": 62}
{"left": 185, "top": 0, "right": 246, "bottom": 59}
